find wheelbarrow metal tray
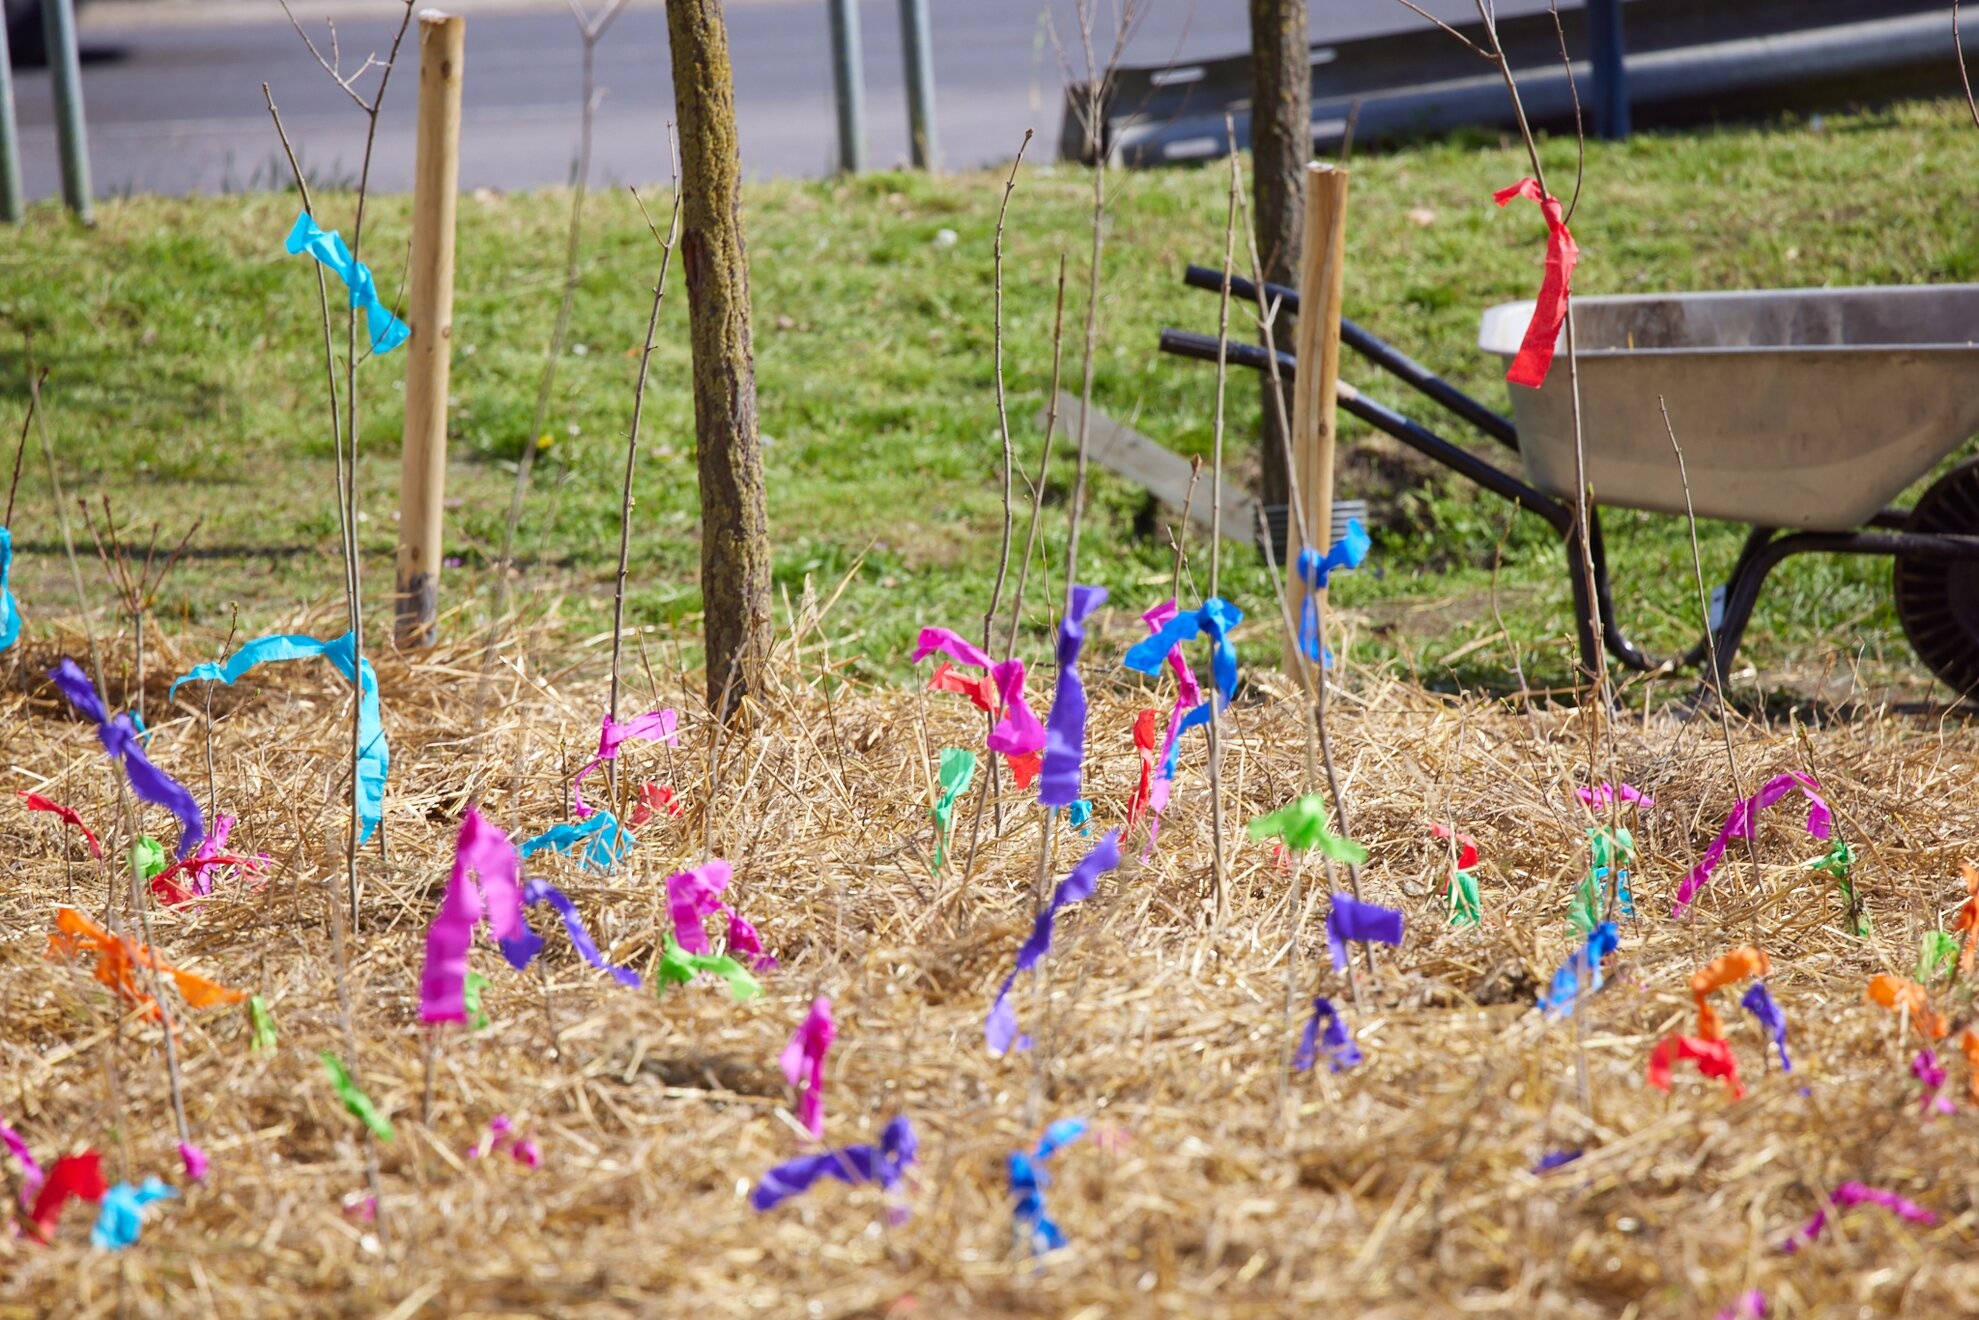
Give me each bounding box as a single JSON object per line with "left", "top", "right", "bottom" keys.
{"left": 1478, "top": 285, "right": 1979, "bottom": 530}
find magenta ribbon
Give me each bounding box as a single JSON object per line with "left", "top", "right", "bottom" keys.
{"left": 986, "top": 658, "right": 1046, "bottom": 755}
{"left": 1, "top": 1118, "right": 44, "bottom": 1207}
{"left": 571, "top": 708, "right": 678, "bottom": 819}
{"left": 1780, "top": 1182, "right": 1937, "bottom": 1253}
{"left": 665, "top": 860, "right": 775, "bottom": 970}
{"left": 1672, "top": 772, "right": 1830, "bottom": 915}
{"left": 911, "top": 627, "right": 993, "bottom": 670}
{"left": 780, "top": 997, "right": 836, "bottom": 1139}
{"left": 421, "top": 807, "right": 525, "bottom": 1024}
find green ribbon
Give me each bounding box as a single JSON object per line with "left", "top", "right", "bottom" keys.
{"left": 930, "top": 747, "right": 977, "bottom": 873}
{"left": 1569, "top": 826, "right": 1634, "bottom": 935}
{"left": 1807, "top": 840, "right": 1869, "bottom": 936}
{"left": 1447, "top": 870, "right": 1482, "bottom": 926}
{"left": 657, "top": 934, "right": 761, "bottom": 1002}
{"left": 463, "top": 971, "right": 490, "bottom": 1031}
{"left": 1916, "top": 930, "right": 1960, "bottom": 983}
{"left": 130, "top": 836, "right": 167, "bottom": 883}
{"left": 247, "top": 994, "right": 277, "bottom": 1051}
{"left": 1246, "top": 794, "right": 1369, "bottom": 865}
{"left": 320, "top": 1051, "right": 394, "bottom": 1142}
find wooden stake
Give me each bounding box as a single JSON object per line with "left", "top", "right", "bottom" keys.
{"left": 1283, "top": 162, "right": 1348, "bottom": 675}
{"left": 393, "top": 12, "right": 466, "bottom": 649}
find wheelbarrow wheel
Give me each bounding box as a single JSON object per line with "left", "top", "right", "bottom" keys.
{"left": 1894, "top": 456, "right": 1979, "bottom": 698}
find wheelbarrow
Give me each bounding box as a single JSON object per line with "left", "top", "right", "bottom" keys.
{"left": 1159, "top": 271, "right": 1979, "bottom": 696}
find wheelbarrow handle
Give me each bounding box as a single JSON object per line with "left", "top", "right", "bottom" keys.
{"left": 1181, "top": 264, "right": 1520, "bottom": 452}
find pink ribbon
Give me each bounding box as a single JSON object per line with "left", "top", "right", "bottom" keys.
{"left": 572, "top": 709, "right": 679, "bottom": 818}
{"left": 1672, "top": 772, "right": 1830, "bottom": 915}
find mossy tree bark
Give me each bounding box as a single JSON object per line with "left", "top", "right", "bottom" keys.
{"left": 1249, "top": 0, "right": 1309, "bottom": 511}
{"left": 664, "top": 0, "right": 771, "bottom": 722}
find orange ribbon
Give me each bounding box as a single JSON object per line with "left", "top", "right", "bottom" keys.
{"left": 1689, "top": 946, "right": 1771, "bottom": 1041}
{"left": 1962, "top": 1029, "right": 1979, "bottom": 1108}
{"left": 1865, "top": 973, "right": 1949, "bottom": 1041}
{"left": 1954, "top": 862, "right": 1978, "bottom": 976}
{"left": 46, "top": 907, "right": 245, "bottom": 1021}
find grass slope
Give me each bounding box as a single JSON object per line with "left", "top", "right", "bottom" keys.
{"left": 1, "top": 100, "right": 1976, "bottom": 696}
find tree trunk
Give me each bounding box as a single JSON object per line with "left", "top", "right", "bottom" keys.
{"left": 1249, "top": 0, "right": 1309, "bottom": 511}
{"left": 664, "top": 0, "right": 771, "bottom": 722}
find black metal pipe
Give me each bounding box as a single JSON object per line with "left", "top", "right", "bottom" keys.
{"left": 1182, "top": 264, "right": 1521, "bottom": 451}
{"left": 1158, "top": 327, "right": 1568, "bottom": 533}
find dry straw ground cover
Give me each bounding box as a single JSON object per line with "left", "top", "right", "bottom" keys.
{"left": 1, "top": 600, "right": 1975, "bottom": 1318}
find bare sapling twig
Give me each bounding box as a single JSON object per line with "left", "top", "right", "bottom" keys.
{"left": 489, "top": 0, "right": 632, "bottom": 639}
{"left": 982, "top": 128, "right": 1034, "bottom": 656}
{"left": 276, "top": 0, "right": 417, "bottom": 923}
{"left": 1000, "top": 255, "right": 1071, "bottom": 663}
{"left": 1958, "top": 1, "right": 1979, "bottom": 130}
{"left": 610, "top": 138, "right": 684, "bottom": 762}
{"left": 4, "top": 371, "right": 38, "bottom": 528}
{"left": 78, "top": 497, "right": 199, "bottom": 727}
{"left": 24, "top": 345, "right": 197, "bottom": 1201}
{"left": 205, "top": 603, "right": 240, "bottom": 817}
{"left": 1202, "top": 128, "right": 1240, "bottom": 922}
{"left": 1661, "top": 398, "right": 1763, "bottom": 930}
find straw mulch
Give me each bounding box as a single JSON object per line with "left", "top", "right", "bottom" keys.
{"left": 1, "top": 611, "right": 1975, "bottom": 1319}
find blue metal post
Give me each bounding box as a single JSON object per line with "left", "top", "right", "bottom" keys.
{"left": 827, "top": 0, "right": 865, "bottom": 173}
{"left": 1586, "top": 0, "right": 1629, "bottom": 141}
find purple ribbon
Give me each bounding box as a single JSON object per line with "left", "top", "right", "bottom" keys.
{"left": 571, "top": 708, "right": 678, "bottom": 818}
{"left": 751, "top": 1114, "right": 917, "bottom": 1213}
{"left": 499, "top": 878, "right": 644, "bottom": 989}
{"left": 986, "top": 830, "right": 1122, "bottom": 1054}
{"left": 1673, "top": 772, "right": 1830, "bottom": 915}
{"left": 421, "top": 807, "right": 525, "bottom": 1024}
{"left": 1038, "top": 586, "right": 1108, "bottom": 809}
{"left": 1292, "top": 997, "right": 1363, "bottom": 1072}
{"left": 1325, "top": 894, "right": 1404, "bottom": 972}
{"left": 1739, "top": 982, "right": 1791, "bottom": 1071}
{"left": 49, "top": 659, "right": 205, "bottom": 860}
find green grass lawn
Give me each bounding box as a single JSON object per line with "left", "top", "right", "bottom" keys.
{"left": 3, "top": 99, "right": 1976, "bottom": 695}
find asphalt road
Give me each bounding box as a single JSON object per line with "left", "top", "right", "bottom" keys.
{"left": 9, "top": 0, "right": 1563, "bottom": 201}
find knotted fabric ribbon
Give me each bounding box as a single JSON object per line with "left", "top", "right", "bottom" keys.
{"left": 169, "top": 632, "right": 388, "bottom": 845}
{"left": 284, "top": 210, "right": 411, "bottom": 355}
{"left": 1492, "top": 179, "right": 1579, "bottom": 389}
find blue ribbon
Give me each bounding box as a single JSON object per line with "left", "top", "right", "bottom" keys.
{"left": 1538, "top": 921, "right": 1621, "bottom": 1018}
{"left": 1295, "top": 519, "right": 1369, "bottom": 666}
{"left": 90, "top": 1178, "right": 177, "bottom": 1251}
{"left": 0, "top": 526, "right": 20, "bottom": 652}
{"left": 169, "top": 633, "right": 388, "bottom": 845}
{"left": 1009, "top": 1117, "right": 1090, "bottom": 1255}
{"left": 519, "top": 811, "right": 634, "bottom": 873}
{"left": 1123, "top": 597, "right": 1243, "bottom": 779}
{"left": 284, "top": 210, "right": 411, "bottom": 356}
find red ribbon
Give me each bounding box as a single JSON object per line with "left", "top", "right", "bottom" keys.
{"left": 927, "top": 662, "right": 997, "bottom": 715}
{"left": 1124, "top": 709, "right": 1158, "bottom": 835}
{"left": 1646, "top": 1034, "right": 1746, "bottom": 1100}
{"left": 16, "top": 791, "right": 103, "bottom": 859}
{"left": 1492, "top": 178, "right": 1579, "bottom": 389}
{"left": 27, "top": 1150, "right": 106, "bottom": 1242}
